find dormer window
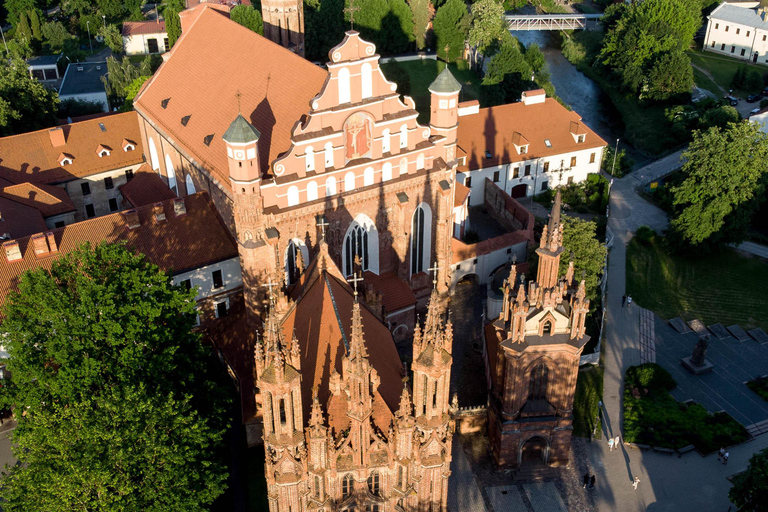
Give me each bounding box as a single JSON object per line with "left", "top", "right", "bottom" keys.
{"left": 511, "top": 132, "right": 529, "bottom": 155}
{"left": 58, "top": 152, "right": 74, "bottom": 166}
{"left": 519, "top": 145, "right": 528, "bottom": 155}
{"left": 570, "top": 121, "right": 587, "bottom": 143}
{"left": 122, "top": 138, "right": 136, "bottom": 152}
{"left": 577, "top": 135, "right": 585, "bottom": 143}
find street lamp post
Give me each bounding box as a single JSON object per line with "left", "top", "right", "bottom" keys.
{"left": 102, "top": 15, "right": 106, "bottom": 29}
{"left": 86, "top": 21, "right": 93, "bottom": 54}
{"left": 0, "top": 27, "right": 8, "bottom": 57}
{"left": 610, "top": 138, "right": 620, "bottom": 176}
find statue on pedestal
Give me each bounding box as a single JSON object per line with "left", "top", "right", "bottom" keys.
{"left": 690, "top": 334, "right": 709, "bottom": 367}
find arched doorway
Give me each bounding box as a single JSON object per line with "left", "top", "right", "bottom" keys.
{"left": 511, "top": 184, "right": 527, "bottom": 199}
{"left": 519, "top": 436, "right": 549, "bottom": 464}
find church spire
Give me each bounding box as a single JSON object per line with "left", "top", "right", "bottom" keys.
{"left": 535, "top": 190, "right": 565, "bottom": 289}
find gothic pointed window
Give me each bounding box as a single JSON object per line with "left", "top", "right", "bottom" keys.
{"left": 410, "top": 203, "right": 432, "bottom": 275}
{"left": 528, "top": 363, "right": 549, "bottom": 400}
{"left": 344, "top": 113, "right": 373, "bottom": 161}
{"left": 286, "top": 240, "right": 300, "bottom": 285}
{"left": 367, "top": 471, "right": 380, "bottom": 496}
{"left": 542, "top": 320, "right": 552, "bottom": 335}
{"left": 342, "top": 474, "right": 354, "bottom": 498}
{"left": 344, "top": 223, "right": 369, "bottom": 276}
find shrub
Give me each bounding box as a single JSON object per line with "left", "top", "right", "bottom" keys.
{"left": 455, "top": 59, "right": 469, "bottom": 71}
{"left": 747, "top": 377, "right": 768, "bottom": 402}
{"left": 634, "top": 226, "right": 656, "bottom": 244}
{"left": 625, "top": 363, "right": 676, "bottom": 393}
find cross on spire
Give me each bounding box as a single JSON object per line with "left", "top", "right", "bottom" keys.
{"left": 428, "top": 262, "right": 441, "bottom": 289}
{"left": 347, "top": 271, "right": 363, "bottom": 299}
{"left": 235, "top": 90, "right": 242, "bottom": 114}
{"left": 262, "top": 278, "right": 279, "bottom": 306}
{"left": 344, "top": 0, "right": 360, "bottom": 30}
{"left": 316, "top": 217, "right": 329, "bottom": 241}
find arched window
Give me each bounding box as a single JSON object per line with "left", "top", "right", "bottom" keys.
{"left": 422, "top": 374, "right": 428, "bottom": 415}
{"left": 185, "top": 174, "right": 196, "bottom": 195}
{"left": 285, "top": 239, "right": 309, "bottom": 285}
{"left": 338, "top": 68, "right": 351, "bottom": 104}
{"left": 542, "top": 321, "right": 552, "bottom": 335}
{"left": 382, "top": 128, "right": 391, "bottom": 154}
{"left": 343, "top": 214, "right": 380, "bottom": 276}
{"left": 382, "top": 162, "right": 392, "bottom": 181}
{"left": 416, "top": 153, "right": 425, "bottom": 170}
{"left": 305, "top": 146, "right": 315, "bottom": 172}
{"left": 397, "top": 466, "right": 404, "bottom": 488}
{"left": 363, "top": 167, "right": 374, "bottom": 186}
{"left": 326, "top": 176, "right": 337, "bottom": 196}
{"left": 149, "top": 137, "right": 160, "bottom": 171}
{"left": 400, "top": 157, "right": 408, "bottom": 175}
{"left": 344, "top": 172, "right": 356, "bottom": 192}
{"left": 367, "top": 471, "right": 380, "bottom": 496}
{"left": 307, "top": 181, "right": 318, "bottom": 201}
{"left": 528, "top": 363, "right": 549, "bottom": 400}
{"left": 342, "top": 474, "right": 354, "bottom": 498}
{"left": 399, "top": 124, "right": 408, "bottom": 149}
{"left": 361, "top": 62, "right": 373, "bottom": 99}
{"left": 314, "top": 475, "right": 321, "bottom": 498}
{"left": 410, "top": 203, "right": 432, "bottom": 275}
{"left": 266, "top": 392, "right": 275, "bottom": 433}
{"left": 279, "top": 398, "right": 287, "bottom": 425}
{"left": 287, "top": 185, "right": 300, "bottom": 207}
{"left": 325, "top": 142, "right": 334, "bottom": 169}
{"left": 165, "top": 154, "right": 177, "bottom": 194}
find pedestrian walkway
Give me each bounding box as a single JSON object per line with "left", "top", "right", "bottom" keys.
{"left": 733, "top": 241, "right": 768, "bottom": 260}
{"left": 629, "top": 149, "right": 686, "bottom": 186}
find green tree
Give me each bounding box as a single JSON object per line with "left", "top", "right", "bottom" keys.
{"left": 99, "top": 23, "right": 124, "bottom": 53}
{"left": 0, "top": 243, "right": 230, "bottom": 511}
{"left": 382, "top": 0, "right": 415, "bottom": 54}
{"left": 381, "top": 58, "right": 411, "bottom": 96}
{"left": 101, "top": 55, "right": 150, "bottom": 100}
{"left": 468, "top": 0, "right": 505, "bottom": 56}
{"left": 0, "top": 58, "right": 59, "bottom": 136}
{"left": 671, "top": 121, "right": 768, "bottom": 246}
{"left": 96, "top": 0, "right": 125, "bottom": 19}
{"left": 559, "top": 215, "right": 607, "bottom": 304}
{"left": 408, "top": 0, "right": 430, "bottom": 50}
{"left": 14, "top": 11, "right": 31, "bottom": 42}
{"left": 61, "top": 0, "right": 93, "bottom": 16}
{"left": 304, "top": 0, "right": 345, "bottom": 61}
{"left": 42, "top": 21, "right": 74, "bottom": 51}
{"left": 644, "top": 49, "right": 693, "bottom": 101}
{"left": 29, "top": 8, "right": 41, "bottom": 40}
{"left": 483, "top": 40, "right": 530, "bottom": 85}
{"left": 729, "top": 447, "right": 768, "bottom": 511}
{"left": 230, "top": 4, "right": 263, "bottom": 34}
{"left": 3, "top": 0, "right": 36, "bottom": 26}
{"left": 433, "top": 0, "right": 469, "bottom": 62}
{"left": 165, "top": 7, "right": 181, "bottom": 48}
{"left": 121, "top": 74, "right": 150, "bottom": 112}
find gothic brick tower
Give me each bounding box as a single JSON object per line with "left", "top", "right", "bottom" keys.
{"left": 261, "top": 0, "right": 305, "bottom": 56}
{"left": 485, "top": 191, "right": 590, "bottom": 468}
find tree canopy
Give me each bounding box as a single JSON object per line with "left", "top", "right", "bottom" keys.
{"left": 0, "top": 243, "right": 230, "bottom": 511}
{"left": 559, "top": 215, "right": 607, "bottom": 305}
{"left": 99, "top": 23, "right": 124, "bottom": 53}
{"left": 230, "top": 4, "right": 263, "bottom": 35}
{"left": 468, "top": 0, "right": 506, "bottom": 57}
{"left": 304, "top": 0, "right": 346, "bottom": 62}
{"left": 0, "top": 58, "right": 59, "bottom": 136}
{"left": 729, "top": 447, "right": 768, "bottom": 511}
{"left": 165, "top": 7, "right": 182, "bottom": 48}
{"left": 432, "top": 0, "right": 470, "bottom": 62}
{"left": 408, "top": 0, "right": 430, "bottom": 50}
{"left": 671, "top": 121, "right": 768, "bottom": 246}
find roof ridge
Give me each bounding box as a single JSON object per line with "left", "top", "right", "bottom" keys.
{"left": 324, "top": 273, "right": 349, "bottom": 352}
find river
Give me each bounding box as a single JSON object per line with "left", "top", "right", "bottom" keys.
{"left": 512, "top": 30, "right": 627, "bottom": 152}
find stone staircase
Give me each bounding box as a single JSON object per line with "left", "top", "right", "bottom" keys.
{"left": 745, "top": 419, "right": 768, "bottom": 438}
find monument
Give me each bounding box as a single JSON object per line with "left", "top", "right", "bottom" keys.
{"left": 681, "top": 334, "right": 714, "bottom": 374}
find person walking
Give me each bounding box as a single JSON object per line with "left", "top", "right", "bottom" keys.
{"left": 608, "top": 437, "right": 615, "bottom": 451}
{"left": 723, "top": 451, "right": 729, "bottom": 465}
{"left": 583, "top": 473, "right": 590, "bottom": 489}
{"left": 622, "top": 294, "right": 627, "bottom": 307}
{"left": 718, "top": 447, "right": 725, "bottom": 462}
{"left": 627, "top": 296, "right": 632, "bottom": 309}
{"left": 589, "top": 475, "right": 596, "bottom": 489}
{"left": 614, "top": 434, "right": 621, "bottom": 449}
{"left": 633, "top": 476, "right": 640, "bottom": 490}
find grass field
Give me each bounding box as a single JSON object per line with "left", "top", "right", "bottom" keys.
{"left": 626, "top": 238, "right": 768, "bottom": 331}
{"left": 380, "top": 60, "right": 481, "bottom": 124}
{"left": 688, "top": 49, "right": 766, "bottom": 97}
{"left": 573, "top": 364, "right": 604, "bottom": 438}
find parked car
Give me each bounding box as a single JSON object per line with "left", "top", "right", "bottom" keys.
{"left": 750, "top": 107, "right": 762, "bottom": 116}
{"left": 762, "top": 87, "right": 768, "bottom": 96}
{"left": 747, "top": 94, "right": 763, "bottom": 103}
{"left": 724, "top": 95, "right": 739, "bottom": 106}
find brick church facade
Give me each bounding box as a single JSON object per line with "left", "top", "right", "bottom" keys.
{"left": 484, "top": 191, "right": 590, "bottom": 468}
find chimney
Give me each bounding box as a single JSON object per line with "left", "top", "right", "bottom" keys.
{"left": 31, "top": 234, "right": 49, "bottom": 257}
{"left": 521, "top": 89, "right": 546, "bottom": 106}
{"left": 49, "top": 127, "right": 66, "bottom": 147}
{"left": 173, "top": 198, "right": 187, "bottom": 217}
{"left": 124, "top": 209, "right": 140, "bottom": 229}
{"left": 46, "top": 232, "right": 58, "bottom": 253}
{"left": 3, "top": 240, "right": 22, "bottom": 262}
{"left": 153, "top": 203, "right": 166, "bottom": 222}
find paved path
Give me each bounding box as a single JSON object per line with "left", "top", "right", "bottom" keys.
{"left": 628, "top": 149, "right": 686, "bottom": 187}
{"left": 733, "top": 241, "right": 768, "bottom": 260}
{"left": 588, "top": 167, "right": 767, "bottom": 511}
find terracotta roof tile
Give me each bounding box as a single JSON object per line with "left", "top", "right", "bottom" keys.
{"left": 363, "top": 271, "right": 417, "bottom": 313}
{"left": 0, "top": 112, "right": 144, "bottom": 185}
{"left": 119, "top": 164, "right": 177, "bottom": 207}
{"left": 454, "top": 181, "right": 470, "bottom": 208}
{"left": 451, "top": 231, "right": 533, "bottom": 265}
{"left": 0, "top": 182, "right": 76, "bottom": 217}
{"left": 457, "top": 99, "right": 607, "bottom": 172}
{"left": 122, "top": 20, "right": 166, "bottom": 36}
{"left": 0, "top": 192, "right": 238, "bottom": 308}
{"left": 0, "top": 197, "right": 48, "bottom": 240}
{"left": 134, "top": 6, "right": 327, "bottom": 191}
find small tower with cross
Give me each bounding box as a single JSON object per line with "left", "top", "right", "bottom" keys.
{"left": 261, "top": 0, "right": 305, "bottom": 56}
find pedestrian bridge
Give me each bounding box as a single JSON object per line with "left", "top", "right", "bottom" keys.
{"left": 506, "top": 13, "right": 602, "bottom": 31}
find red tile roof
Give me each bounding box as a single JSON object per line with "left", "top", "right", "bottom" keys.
{"left": 363, "top": 270, "right": 417, "bottom": 313}
{"left": 134, "top": 6, "right": 328, "bottom": 191}
{"left": 0, "top": 183, "right": 76, "bottom": 217}
{"left": 0, "top": 112, "right": 144, "bottom": 185}
{"left": 122, "top": 20, "right": 167, "bottom": 36}
{"left": 282, "top": 269, "right": 404, "bottom": 433}
{"left": 119, "top": 164, "right": 177, "bottom": 207}
{"left": 0, "top": 192, "right": 238, "bottom": 308}
{"left": 457, "top": 98, "right": 607, "bottom": 172}
{"left": 0, "top": 197, "right": 48, "bottom": 240}
{"left": 452, "top": 231, "right": 532, "bottom": 265}
{"left": 454, "top": 181, "right": 470, "bottom": 208}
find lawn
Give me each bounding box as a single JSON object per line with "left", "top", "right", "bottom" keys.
{"left": 626, "top": 237, "right": 768, "bottom": 331}
{"left": 573, "top": 364, "right": 604, "bottom": 438}
{"left": 380, "top": 59, "right": 481, "bottom": 124}
{"left": 688, "top": 49, "right": 766, "bottom": 97}
{"left": 623, "top": 364, "right": 749, "bottom": 453}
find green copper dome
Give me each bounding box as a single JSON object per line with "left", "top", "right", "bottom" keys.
{"left": 222, "top": 114, "right": 261, "bottom": 143}
{"left": 428, "top": 67, "right": 461, "bottom": 94}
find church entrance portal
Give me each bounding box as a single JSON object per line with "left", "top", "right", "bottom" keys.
{"left": 511, "top": 184, "right": 527, "bottom": 199}
{"left": 520, "top": 436, "right": 548, "bottom": 464}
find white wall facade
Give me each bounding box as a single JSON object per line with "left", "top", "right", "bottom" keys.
{"left": 60, "top": 163, "right": 143, "bottom": 222}
{"left": 704, "top": 10, "right": 768, "bottom": 63}
{"left": 457, "top": 146, "right": 605, "bottom": 206}
{"left": 123, "top": 32, "right": 169, "bottom": 56}
{"left": 172, "top": 257, "right": 243, "bottom": 301}
{"left": 450, "top": 240, "right": 528, "bottom": 289}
